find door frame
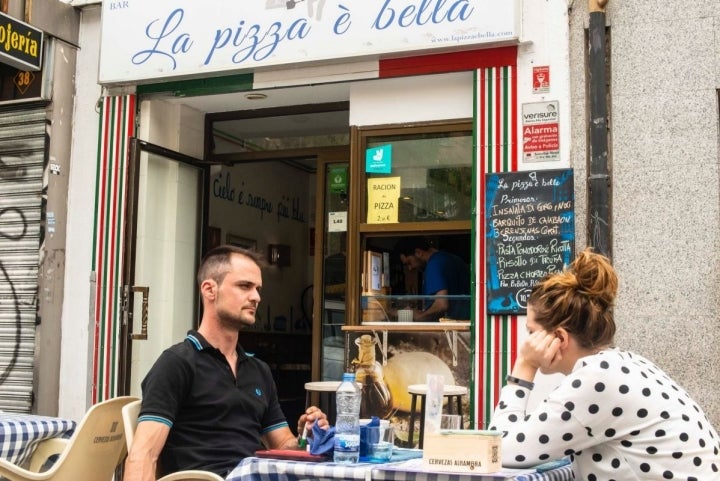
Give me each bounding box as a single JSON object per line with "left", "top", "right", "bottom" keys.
{"left": 117, "top": 138, "right": 208, "bottom": 396}
{"left": 311, "top": 148, "right": 352, "bottom": 385}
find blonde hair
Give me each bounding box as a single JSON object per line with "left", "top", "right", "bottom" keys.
{"left": 528, "top": 248, "right": 617, "bottom": 349}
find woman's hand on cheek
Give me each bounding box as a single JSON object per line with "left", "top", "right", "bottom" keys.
{"left": 520, "top": 330, "right": 562, "bottom": 370}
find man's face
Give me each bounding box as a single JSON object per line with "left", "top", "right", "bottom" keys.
{"left": 400, "top": 250, "right": 424, "bottom": 271}
{"left": 214, "top": 254, "right": 262, "bottom": 329}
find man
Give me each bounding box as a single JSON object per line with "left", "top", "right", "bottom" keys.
{"left": 123, "top": 245, "right": 328, "bottom": 480}
{"left": 397, "top": 237, "right": 470, "bottom": 322}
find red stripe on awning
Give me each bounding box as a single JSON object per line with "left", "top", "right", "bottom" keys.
{"left": 379, "top": 46, "right": 517, "bottom": 78}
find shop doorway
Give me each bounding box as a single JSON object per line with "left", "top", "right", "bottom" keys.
{"left": 119, "top": 104, "right": 351, "bottom": 422}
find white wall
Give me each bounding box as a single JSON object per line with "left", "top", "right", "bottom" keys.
{"left": 350, "top": 72, "right": 473, "bottom": 126}
{"left": 60, "top": 4, "right": 102, "bottom": 421}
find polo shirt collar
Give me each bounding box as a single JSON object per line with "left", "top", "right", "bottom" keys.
{"left": 185, "top": 330, "right": 250, "bottom": 361}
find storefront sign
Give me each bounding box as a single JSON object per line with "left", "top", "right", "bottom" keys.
{"left": 522, "top": 101, "right": 560, "bottom": 162}
{"left": 98, "top": 0, "right": 520, "bottom": 84}
{"left": 367, "top": 176, "right": 400, "bottom": 224}
{"left": 0, "top": 12, "right": 43, "bottom": 71}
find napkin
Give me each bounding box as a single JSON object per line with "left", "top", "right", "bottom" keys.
{"left": 309, "top": 422, "right": 336, "bottom": 456}
{"left": 359, "top": 416, "right": 381, "bottom": 457}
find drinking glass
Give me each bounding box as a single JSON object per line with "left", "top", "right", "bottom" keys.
{"left": 440, "top": 414, "right": 461, "bottom": 430}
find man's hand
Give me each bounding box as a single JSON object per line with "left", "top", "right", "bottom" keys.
{"left": 297, "top": 406, "right": 329, "bottom": 435}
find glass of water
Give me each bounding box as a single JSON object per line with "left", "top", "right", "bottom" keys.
{"left": 362, "top": 425, "right": 394, "bottom": 463}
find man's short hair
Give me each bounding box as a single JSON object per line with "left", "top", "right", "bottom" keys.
{"left": 197, "top": 245, "right": 265, "bottom": 286}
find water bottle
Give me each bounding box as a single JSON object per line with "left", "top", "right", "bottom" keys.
{"left": 334, "top": 372, "right": 361, "bottom": 464}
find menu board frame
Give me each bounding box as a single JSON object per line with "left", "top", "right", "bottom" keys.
{"left": 485, "top": 168, "right": 575, "bottom": 315}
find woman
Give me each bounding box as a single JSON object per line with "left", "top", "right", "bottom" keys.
{"left": 490, "top": 248, "right": 720, "bottom": 480}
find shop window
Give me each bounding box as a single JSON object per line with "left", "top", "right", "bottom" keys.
{"left": 365, "top": 131, "right": 472, "bottom": 223}
{"left": 346, "top": 121, "right": 473, "bottom": 325}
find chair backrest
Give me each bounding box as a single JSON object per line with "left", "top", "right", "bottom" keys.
{"left": 47, "top": 396, "right": 139, "bottom": 481}
{"left": 122, "top": 398, "right": 142, "bottom": 451}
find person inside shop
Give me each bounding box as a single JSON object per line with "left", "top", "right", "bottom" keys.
{"left": 123, "top": 245, "right": 329, "bottom": 481}
{"left": 489, "top": 247, "right": 720, "bottom": 480}
{"left": 396, "top": 236, "right": 470, "bottom": 322}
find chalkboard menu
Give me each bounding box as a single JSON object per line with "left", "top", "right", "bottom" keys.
{"left": 485, "top": 169, "right": 575, "bottom": 315}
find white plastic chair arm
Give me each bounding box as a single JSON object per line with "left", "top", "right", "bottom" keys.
{"left": 158, "top": 470, "right": 224, "bottom": 481}
{"left": 27, "top": 438, "right": 70, "bottom": 472}
{"left": 0, "top": 456, "right": 47, "bottom": 481}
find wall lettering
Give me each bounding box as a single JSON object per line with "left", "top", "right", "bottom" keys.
{"left": 212, "top": 172, "right": 306, "bottom": 224}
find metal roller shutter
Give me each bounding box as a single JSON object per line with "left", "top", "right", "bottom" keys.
{"left": 0, "top": 103, "right": 47, "bottom": 412}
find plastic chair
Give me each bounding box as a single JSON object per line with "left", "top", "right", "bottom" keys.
{"left": 122, "top": 399, "right": 223, "bottom": 481}
{"left": 0, "top": 396, "right": 139, "bottom": 481}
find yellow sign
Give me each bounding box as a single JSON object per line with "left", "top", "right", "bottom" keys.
{"left": 367, "top": 177, "right": 400, "bottom": 224}
{"left": 0, "top": 12, "right": 44, "bottom": 71}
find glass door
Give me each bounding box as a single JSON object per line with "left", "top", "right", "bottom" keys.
{"left": 119, "top": 139, "right": 205, "bottom": 396}
{"left": 320, "top": 162, "right": 349, "bottom": 381}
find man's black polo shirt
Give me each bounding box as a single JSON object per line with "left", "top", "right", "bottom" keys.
{"left": 139, "top": 330, "right": 288, "bottom": 476}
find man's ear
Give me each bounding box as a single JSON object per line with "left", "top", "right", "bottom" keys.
{"left": 200, "top": 279, "right": 217, "bottom": 300}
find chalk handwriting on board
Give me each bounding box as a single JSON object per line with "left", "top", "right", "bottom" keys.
{"left": 485, "top": 169, "right": 575, "bottom": 315}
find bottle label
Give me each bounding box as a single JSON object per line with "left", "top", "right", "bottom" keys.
{"left": 335, "top": 434, "right": 360, "bottom": 451}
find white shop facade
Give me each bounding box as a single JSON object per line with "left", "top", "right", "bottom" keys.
{"left": 68, "top": 0, "right": 574, "bottom": 428}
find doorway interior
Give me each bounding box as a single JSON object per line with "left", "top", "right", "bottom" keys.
{"left": 204, "top": 103, "right": 351, "bottom": 422}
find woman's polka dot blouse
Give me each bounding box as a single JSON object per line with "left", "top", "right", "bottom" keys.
{"left": 489, "top": 349, "right": 720, "bottom": 480}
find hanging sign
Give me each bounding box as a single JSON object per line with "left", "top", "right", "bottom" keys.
{"left": 0, "top": 12, "right": 44, "bottom": 71}
{"left": 485, "top": 168, "right": 575, "bottom": 314}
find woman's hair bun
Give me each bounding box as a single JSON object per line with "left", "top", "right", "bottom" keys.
{"left": 570, "top": 248, "right": 618, "bottom": 306}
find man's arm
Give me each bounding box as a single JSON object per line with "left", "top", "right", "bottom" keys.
{"left": 123, "top": 420, "right": 171, "bottom": 481}
{"left": 413, "top": 288, "right": 449, "bottom": 322}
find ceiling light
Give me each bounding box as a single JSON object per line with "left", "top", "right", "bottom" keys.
{"left": 244, "top": 93, "right": 268, "bottom": 100}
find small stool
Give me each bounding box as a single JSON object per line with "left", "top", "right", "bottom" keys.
{"left": 305, "top": 381, "right": 342, "bottom": 426}
{"left": 407, "top": 384, "right": 467, "bottom": 449}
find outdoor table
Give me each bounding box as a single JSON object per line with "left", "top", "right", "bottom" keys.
{"left": 0, "top": 413, "right": 76, "bottom": 467}
{"left": 373, "top": 458, "right": 574, "bottom": 481}
{"left": 225, "top": 456, "right": 574, "bottom": 481}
